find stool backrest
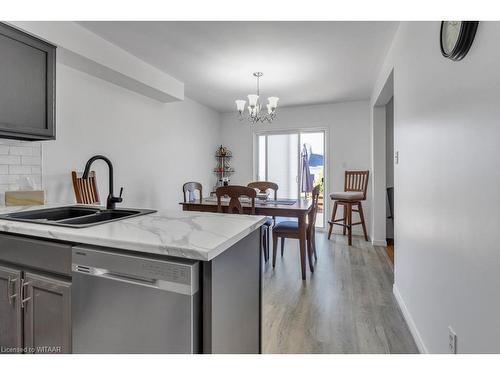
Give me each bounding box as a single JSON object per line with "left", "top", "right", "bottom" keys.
{"left": 247, "top": 181, "right": 278, "bottom": 200}
{"left": 183, "top": 181, "right": 203, "bottom": 203}
{"left": 72, "top": 171, "right": 100, "bottom": 204}
{"left": 344, "top": 170, "right": 369, "bottom": 200}
{"left": 216, "top": 185, "right": 256, "bottom": 214}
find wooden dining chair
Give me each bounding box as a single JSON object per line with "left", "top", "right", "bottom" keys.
{"left": 247, "top": 181, "right": 279, "bottom": 262}
{"left": 71, "top": 171, "right": 100, "bottom": 205}
{"left": 215, "top": 185, "right": 256, "bottom": 214}
{"left": 183, "top": 181, "right": 203, "bottom": 203}
{"left": 215, "top": 185, "right": 269, "bottom": 263}
{"left": 247, "top": 181, "right": 278, "bottom": 200}
{"left": 327, "top": 170, "right": 369, "bottom": 246}
{"left": 272, "top": 184, "right": 320, "bottom": 275}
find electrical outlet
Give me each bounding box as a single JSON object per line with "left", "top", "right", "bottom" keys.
{"left": 448, "top": 326, "right": 457, "bottom": 354}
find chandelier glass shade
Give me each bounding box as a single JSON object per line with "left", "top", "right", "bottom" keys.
{"left": 235, "top": 72, "right": 279, "bottom": 124}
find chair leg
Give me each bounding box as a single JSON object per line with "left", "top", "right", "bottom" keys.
{"left": 261, "top": 229, "right": 267, "bottom": 262}
{"left": 281, "top": 237, "right": 285, "bottom": 257}
{"left": 312, "top": 230, "right": 318, "bottom": 261}
{"left": 265, "top": 229, "right": 270, "bottom": 262}
{"left": 358, "top": 202, "right": 369, "bottom": 242}
{"left": 328, "top": 201, "right": 337, "bottom": 240}
{"left": 262, "top": 229, "right": 265, "bottom": 261}
{"left": 347, "top": 203, "right": 353, "bottom": 246}
{"left": 266, "top": 227, "right": 271, "bottom": 257}
{"left": 307, "top": 233, "right": 314, "bottom": 273}
{"left": 342, "top": 205, "right": 347, "bottom": 235}
{"left": 272, "top": 232, "right": 278, "bottom": 268}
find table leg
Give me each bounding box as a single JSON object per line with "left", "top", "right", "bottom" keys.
{"left": 298, "top": 214, "right": 307, "bottom": 280}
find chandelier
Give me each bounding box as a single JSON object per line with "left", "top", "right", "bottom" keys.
{"left": 235, "top": 72, "right": 279, "bottom": 124}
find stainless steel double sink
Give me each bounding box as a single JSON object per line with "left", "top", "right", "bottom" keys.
{"left": 0, "top": 206, "right": 156, "bottom": 228}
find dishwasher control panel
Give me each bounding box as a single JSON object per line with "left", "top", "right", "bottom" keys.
{"left": 72, "top": 246, "right": 199, "bottom": 295}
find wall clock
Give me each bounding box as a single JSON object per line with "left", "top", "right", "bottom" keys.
{"left": 440, "top": 21, "right": 479, "bottom": 61}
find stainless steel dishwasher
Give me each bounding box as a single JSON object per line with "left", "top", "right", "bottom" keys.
{"left": 71, "top": 246, "right": 200, "bottom": 353}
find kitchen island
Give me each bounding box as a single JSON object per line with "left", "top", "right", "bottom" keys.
{"left": 0, "top": 205, "right": 266, "bottom": 354}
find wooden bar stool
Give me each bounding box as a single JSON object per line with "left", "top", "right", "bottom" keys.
{"left": 327, "top": 170, "right": 369, "bottom": 246}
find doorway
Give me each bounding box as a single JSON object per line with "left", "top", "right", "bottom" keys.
{"left": 385, "top": 97, "right": 394, "bottom": 264}
{"left": 256, "top": 130, "right": 326, "bottom": 228}
{"left": 372, "top": 69, "right": 394, "bottom": 263}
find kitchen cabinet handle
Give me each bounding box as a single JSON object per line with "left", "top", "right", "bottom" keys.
{"left": 21, "top": 280, "right": 32, "bottom": 308}
{"left": 7, "top": 276, "right": 17, "bottom": 305}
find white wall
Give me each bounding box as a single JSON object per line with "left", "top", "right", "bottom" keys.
{"left": 43, "top": 64, "right": 220, "bottom": 209}
{"left": 220, "top": 101, "right": 371, "bottom": 234}
{"left": 9, "top": 21, "right": 184, "bottom": 103}
{"left": 372, "top": 21, "right": 500, "bottom": 353}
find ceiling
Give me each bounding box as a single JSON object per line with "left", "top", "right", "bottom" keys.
{"left": 79, "top": 21, "right": 398, "bottom": 112}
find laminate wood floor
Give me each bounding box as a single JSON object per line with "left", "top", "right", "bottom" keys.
{"left": 386, "top": 239, "right": 394, "bottom": 265}
{"left": 262, "top": 232, "right": 418, "bottom": 354}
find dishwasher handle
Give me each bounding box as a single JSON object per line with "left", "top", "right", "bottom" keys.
{"left": 103, "top": 269, "right": 157, "bottom": 287}
{"left": 72, "top": 264, "right": 196, "bottom": 295}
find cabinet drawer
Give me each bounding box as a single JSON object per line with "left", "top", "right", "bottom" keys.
{"left": 0, "top": 234, "right": 71, "bottom": 276}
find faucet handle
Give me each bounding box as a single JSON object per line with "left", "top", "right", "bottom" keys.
{"left": 119, "top": 187, "right": 124, "bottom": 198}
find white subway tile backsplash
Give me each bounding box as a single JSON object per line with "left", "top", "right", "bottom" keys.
{"left": 2, "top": 175, "right": 36, "bottom": 187}
{"left": 0, "top": 139, "right": 23, "bottom": 145}
{"left": 9, "top": 146, "right": 33, "bottom": 156}
{"left": 31, "top": 147, "right": 41, "bottom": 156}
{"left": 0, "top": 175, "right": 11, "bottom": 184}
{"left": 9, "top": 165, "right": 33, "bottom": 175}
{"left": 21, "top": 156, "right": 41, "bottom": 166}
{"left": 31, "top": 175, "right": 42, "bottom": 186}
{"left": 0, "top": 175, "right": 24, "bottom": 184}
{"left": 0, "top": 141, "right": 42, "bottom": 204}
{"left": 0, "top": 155, "right": 21, "bottom": 165}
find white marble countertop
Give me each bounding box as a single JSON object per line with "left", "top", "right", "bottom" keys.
{"left": 0, "top": 205, "right": 266, "bottom": 261}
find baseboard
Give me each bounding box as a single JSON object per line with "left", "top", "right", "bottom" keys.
{"left": 371, "top": 239, "right": 387, "bottom": 246}
{"left": 393, "top": 284, "right": 428, "bottom": 354}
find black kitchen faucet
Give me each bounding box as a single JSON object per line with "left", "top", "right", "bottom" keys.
{"left": 82, "top": 155, "right": 123, "bottom": 209}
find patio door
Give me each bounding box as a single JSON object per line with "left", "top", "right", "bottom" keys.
{"left": 256, "top": 130, "right": 326, "bottom": 227}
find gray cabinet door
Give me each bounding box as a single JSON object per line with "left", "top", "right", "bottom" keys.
{"left": 0, "top": 23, "right": 56, "bottom": 140}
{"left": 0, "top": 264, "right": 22, "bottom": 353}
{"left": 23, "top": 272, "right": 71, "bottom": 354}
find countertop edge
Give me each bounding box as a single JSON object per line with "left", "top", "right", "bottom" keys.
{"left": 0, "top": 207, "right": 267, "bottom": 262}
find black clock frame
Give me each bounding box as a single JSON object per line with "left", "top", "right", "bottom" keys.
{"left": 440, "top": 21, "right": 479, "bottom": 61}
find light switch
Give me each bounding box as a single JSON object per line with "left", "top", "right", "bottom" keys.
{"left": 395, "top": 151, "right": 399, "bottom": 164}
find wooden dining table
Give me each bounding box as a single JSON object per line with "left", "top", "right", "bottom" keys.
{"left": 180, "top": 197, "right": 313, "bottom": 280}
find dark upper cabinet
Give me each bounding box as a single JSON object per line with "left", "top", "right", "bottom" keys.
{"left": 0, "top": 23, "right": 56, "bottom": 141}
